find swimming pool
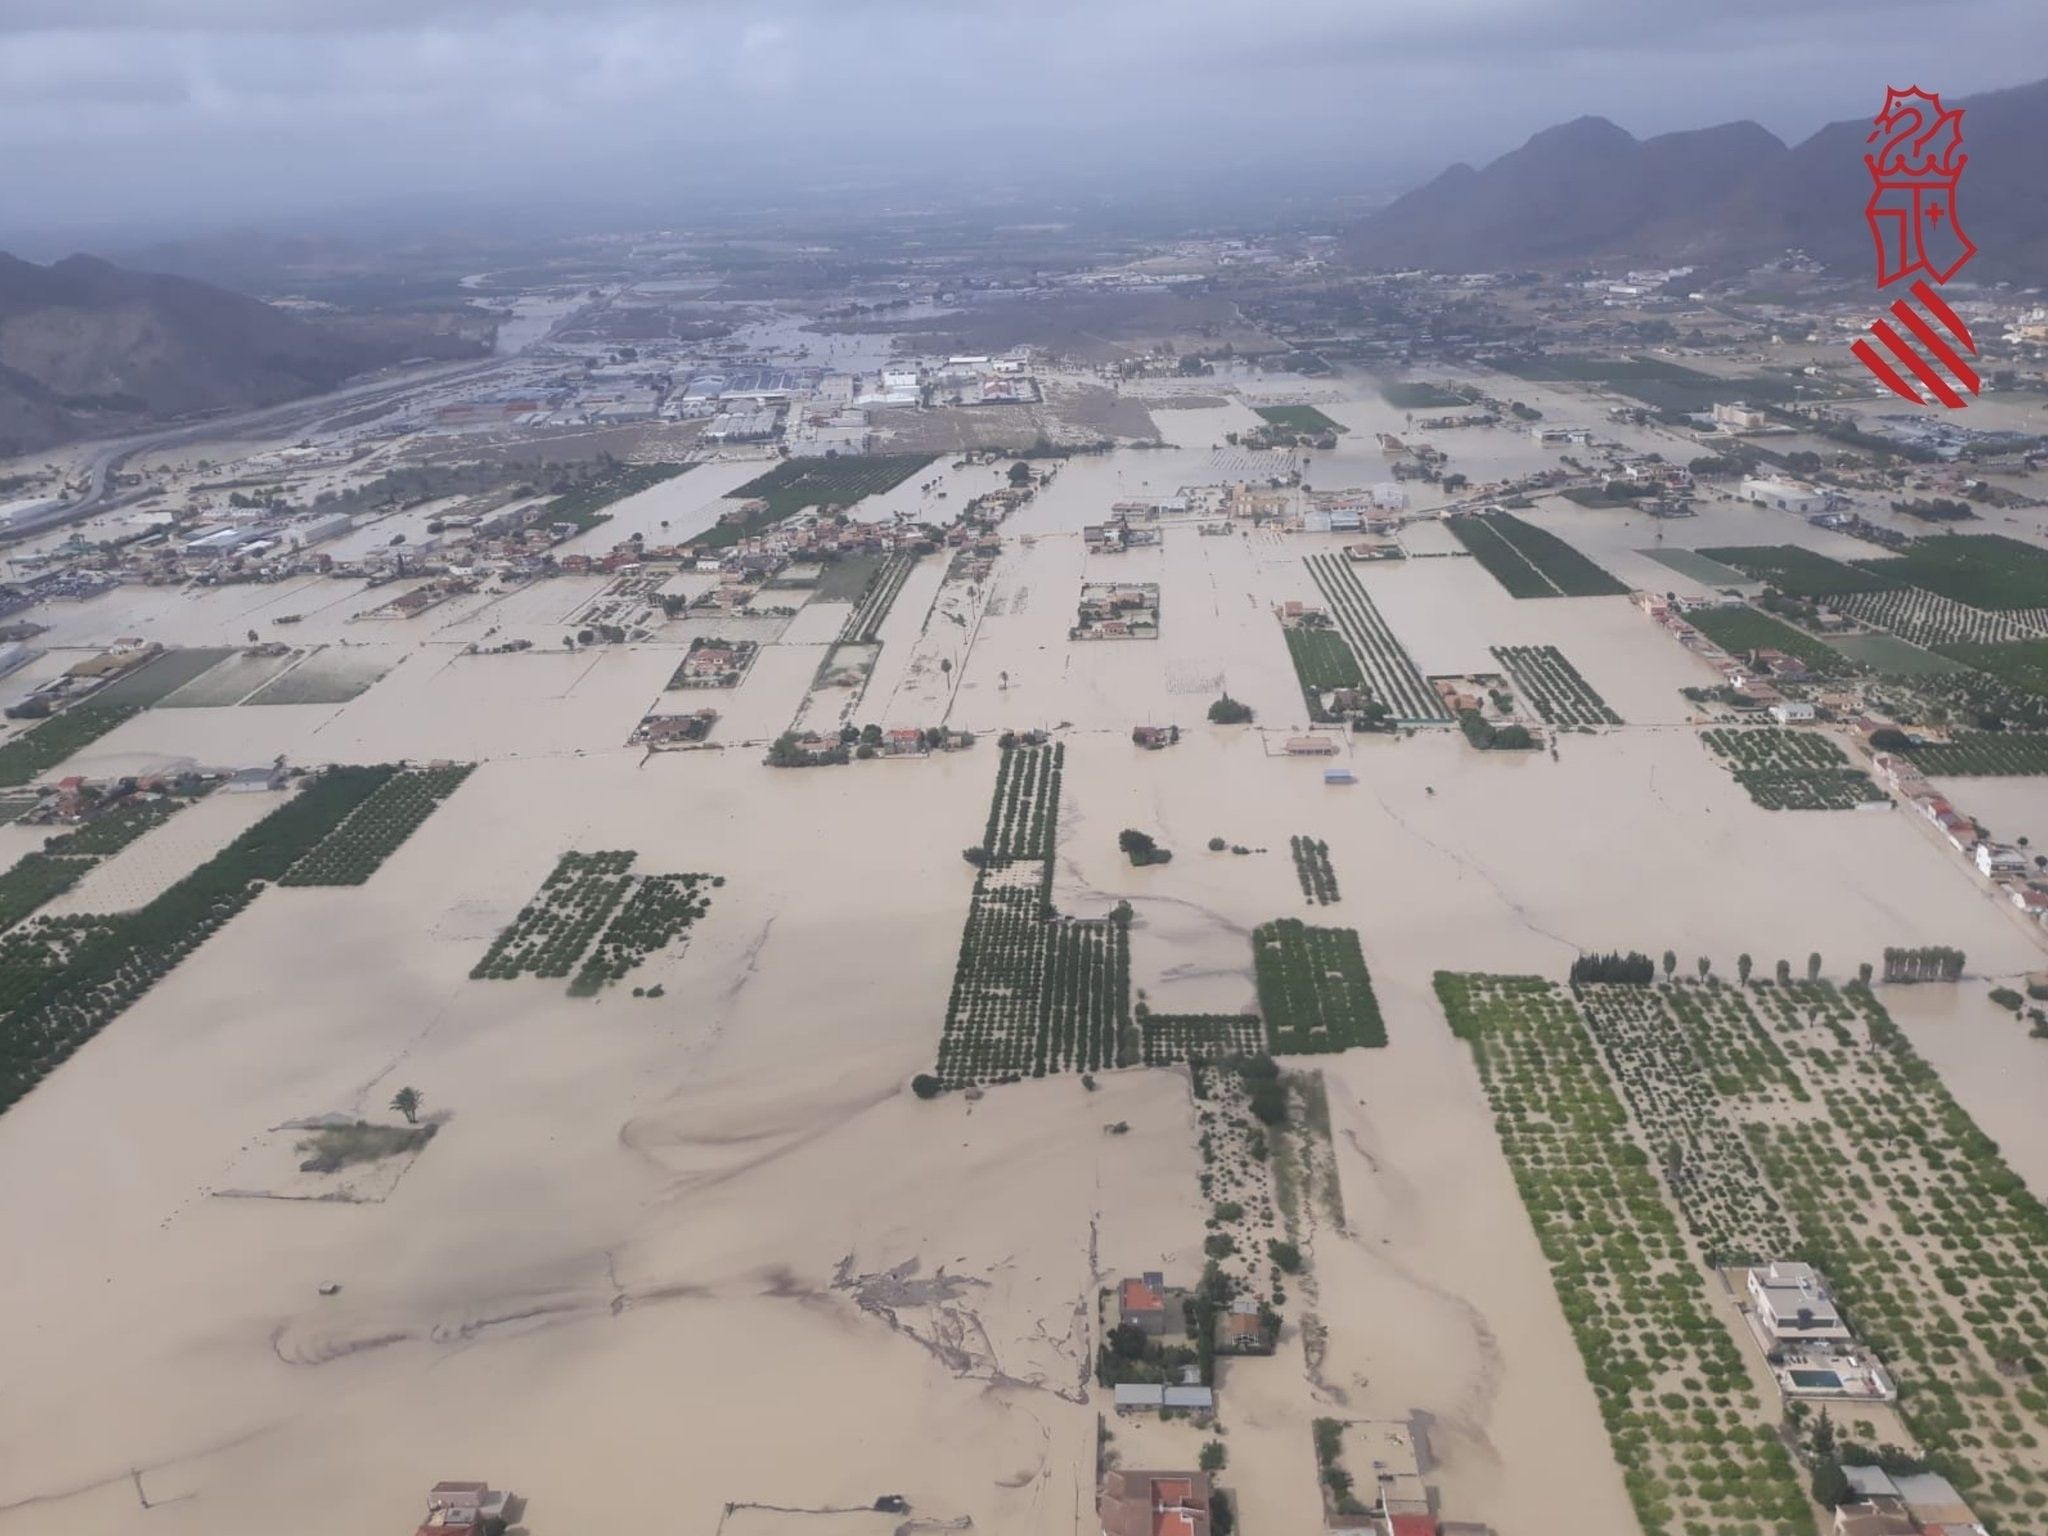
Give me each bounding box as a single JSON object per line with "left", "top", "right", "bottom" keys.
{"left": 1790, "top": 1368, "right": 1843, "bottom": 1390}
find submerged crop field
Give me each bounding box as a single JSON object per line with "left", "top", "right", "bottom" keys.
{"left": 282, "top": 764, "right": 474, "bottom": 886}
{"left": 1491, "top": 645, "right": 1621, "bottom": 725}
{"left": 1902, "top": 732, "right": 2048, "bottom": 776}
{"left": 1859, "top": 533, "right": 2048, "bottom": 611}
{"left": 0, "top": 767, "right": 395, "bottom": 1117}
{"left": 1251, "top": 919, "right": 1384, "bottom": 1052}
{"left": 1702, "top": 727, "right": 1886, "bottom": 810}
{"left": 1446, "top": 512, "right": 1627, "bottom": 598}
{"left": 938, "top": 743, "right": 1129, "bottom": 1084}
{"left": 1681, "top": 605, "right": 1856, "bottom": 674}
{"left": 0, "top": 705, "right": 140, "bottom": 788}
{"left": 1253, "top": 403, "right": 1344, "bottom": 435}
{"left": 1304, "top": 554, "right": 1447, "bottom": 721}
{"left": 1553, "top": 977, "right": 2048, "bottom": 1532}
{"left": 1434, "top": 973, "right": 1808, "bottom": 1536}
{"left": 1699, "top": 545, "right": 1898, "bottom": 598}
{"left": 724, "top": 454, "right": 934, "bottom": 527}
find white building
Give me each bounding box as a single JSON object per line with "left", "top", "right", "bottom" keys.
{"left": 1976, "top": 842, "right": 2028, "bottom": 878}
{"left": 1713, "top": 401, "right": 1771, "bottom": 432}
{"left": 1769, "top": 701, "right": 1817, "bottom": 724}
{"left": 1747, "top": 1261, "right": 1853, "bottom": 1344}
{"left": 1740, "top": 477, "right": 1829, "bottom": 516}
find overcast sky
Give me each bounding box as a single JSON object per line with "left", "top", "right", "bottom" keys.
{"left": 3, "top": 0, "right": 2042, "bottom": 249}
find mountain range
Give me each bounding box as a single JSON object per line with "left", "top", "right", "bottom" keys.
{"left": 1345, "top": 76, "right": 2048, "bottom": 281}
{"left": 0, "top": 253, "right": 490, "bottom": 459}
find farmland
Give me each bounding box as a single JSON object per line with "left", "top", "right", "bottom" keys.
{"left": 1830, "top": 588, "right": 2042, "bottom": 649}
{"left": 0, "top": 855, "right": 88, "bottom": 933}
{"left": 281, "top": 765, "right": 474, "bottom": 886}
{"left": 540, "top": 462, "right": 692, "bottom": 534}
{"left": 470, "top": 850, "right": 637, "bottom": 982}
{"left": 1931, "top": 638, "right": 2048, "bottom": 699}
{"left": 92, "top": 648, "right": 235, "bottom": 707}
{"left": 981, "top": 739, "right": 1062, "bottom": 866}
{"left": 0, "top": 766, "right": 394, "bottom": 1117}
{"left": 938, "top": 744, "right": 1129, "bottom": 1085}
{"left": 0, "top": 706, "right": 140, "bottom": 788}
{"left": 569, "top": 872, "right": 717, "bottom": 996}
{"left": 1379, "top": 381, "right": 1470, "bottom": 410}
{"left": 1283, "top": 625, "right": 1364, "bottom": 699}
{"left": 1491, "top": 645, "right": 1621, "bottom": 726}
{"left": 1304, "top": 554, "right": 1447, "bottom": 721}
{"left": 1561, "top": 977, "right": 2048, "bottom": 1533}
{"left": 1140, "top": 1012, "right": 1264, "bottom": 1066}
{"left": 1251, "top": 919, "right": 1385, "bottom": 1053}
{"left": 1902, "top": 733, "right": 2048, "bottom": 775}
{"left": 1289, "top": 835, "right": 1338, "bottom": 905}
{"left": 1699, "top": 545, "right": 1897, "bottom": 598}
{"left": 723, "top": 454, "right": 934, "bottom": 527}
{"left": 1496, "top": 353, "right": 1798, "bottom": 414}
{"left": 1433, "top": 973, "right": 1809, "bottom": 1536}
{"left": 1858, "top": 533, "right": 2048, "bottom": 611}
{"left": 1680, "top": 605, "right": 1853, "bottom": 674}
{"left": 1445, "top": 512, "right": 1627, "bottom": 598}
{"left": 1253, "top": 404, "right": 1344, "bottom": 435}
{"left": 1701, "top": 727, "right": 1885, "bottom": 810}
{"left": 838, "top": 550, "right": 918, "bottom": 644}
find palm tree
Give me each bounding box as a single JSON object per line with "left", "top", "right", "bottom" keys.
{"left": 390, "top": 1086, "right": 423, "bottom": 1125}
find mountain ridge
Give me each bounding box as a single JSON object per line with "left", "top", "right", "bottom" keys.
{"left": 0, "top": 251, "right": 490, "bottom": 458}
{"left": 1345, "top": 77, "right": 2048, "bottom": 279}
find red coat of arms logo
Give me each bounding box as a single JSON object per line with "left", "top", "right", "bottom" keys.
{"left": 1852, "top": 87, "right": 1980, "bottom": 408}
{"left": 1864, "top": 86, "right": 1975, "bottom": 286}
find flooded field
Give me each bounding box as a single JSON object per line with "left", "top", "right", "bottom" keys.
{"left": 5, "top": 362, "right": 2048, "bottom": 1536}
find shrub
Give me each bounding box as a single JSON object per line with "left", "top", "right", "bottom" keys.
{"left": 1208, "top": 695, "right": 1254, "bottom": 725}
{"left": 1268, "top": 1239, "right": 1303, "bottom": 1273}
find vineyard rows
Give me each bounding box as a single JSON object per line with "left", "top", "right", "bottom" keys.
{"left": 1304, "top": 555, "right": 1447, "bottom": 721}
{"left": 1492, "top": 645, "right": 1621, "bottom": 726}
{"left": 1827, "top": 586, "right": 2044, "bottom": 648}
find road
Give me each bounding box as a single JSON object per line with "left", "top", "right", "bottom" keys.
{"left": 44, "top": 352, "right": 511, "bottom": 535}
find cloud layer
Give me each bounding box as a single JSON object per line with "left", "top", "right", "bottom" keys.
{"left": 5, "top": 0, "right": 2040, "bottom": 243}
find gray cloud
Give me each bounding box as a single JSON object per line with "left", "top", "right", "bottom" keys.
{"left": 2, "top": 0, "right": 2040, "bottom": 244}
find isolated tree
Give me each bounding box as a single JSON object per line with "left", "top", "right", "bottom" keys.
{"left": 1697, "top": 955, "right": 1711, "bottom": 981}
{"left": 1858, "top": 961, "right": 1874, "bottom": 987}
{"left": 389, "top": 1086, "right": 422, "bottom": 1125}
{"left": 1738, "top": 953, "right": 1754, "bottom": 985}
{"left": 246, "top": 629, "right": 259, "bottom": 644}
{"left": 1807, "top": 951, "right": 1822, "bottom": 982}
{"left": 1661, "top": 949, "right": 1676, "bottom": 980}
{"left": 1776, "top": 958, "right": 1793, "bottom": 986}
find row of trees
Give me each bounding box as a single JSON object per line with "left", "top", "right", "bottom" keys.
{"left": 1570, "top": 951, "right": 1657, "bottom": 985}
{"left": 1883, "top": 946, "right": 1966, "bottom": 983}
